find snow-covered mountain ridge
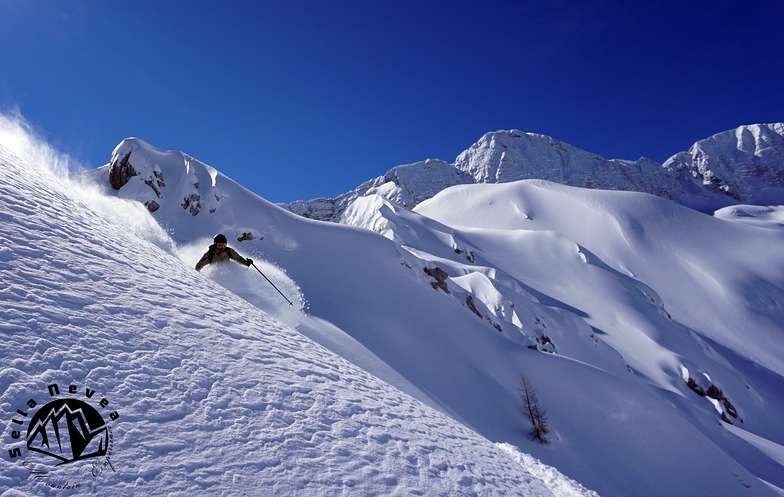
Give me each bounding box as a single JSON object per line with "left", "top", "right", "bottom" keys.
{"left": 1, "top": 142, "right": 599, "bottom": 496}
{"left": 71, "top": 134, "right": 784, "bottom": 496}
{"left": 286, "top": 123, "right": 784, "bottom": 221}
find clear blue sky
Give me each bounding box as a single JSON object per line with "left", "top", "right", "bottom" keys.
{"left": 1, "top": 1, "right": 782, "bottom": 203}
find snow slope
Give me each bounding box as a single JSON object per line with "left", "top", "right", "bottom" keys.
{"left": 415, "top": 181, "right": 784, "bottom": 380}
{"left": 714, "top": 204, "right": 784, "bottom": 231}
{"left": 0, "top": 142, "right": 595, "bottom": 494}
{"left": 73, "top": 137, "right": 784, "bottom": 496}
{"left": 413, "top": 182, "right": 784, "bottom": 491}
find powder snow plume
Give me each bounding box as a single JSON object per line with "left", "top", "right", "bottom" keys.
{"left": 0, "top": 110, "right": 177, "bottom": 254}
{"left": 0, "top": 108, "right": 82, "bottom": 177}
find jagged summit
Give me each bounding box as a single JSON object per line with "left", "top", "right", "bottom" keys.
{"left": 285, "top": 123, "right": 784, "bottom": 222}
{"left": 453, "top": 130, "right": 672, "bottom": 190}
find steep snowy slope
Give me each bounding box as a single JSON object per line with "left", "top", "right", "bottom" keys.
{"left": 78, "top": 138, "right": 784, "bottom": 496}
{"left": 286, "top": 123, "right": 784, "bottom": 221}
{"left": 0, "top": 145, "right": 592, "bottom": 495}
{"left": 415, "top": 181, "right": 784, "bottom": 492}
{"left": 345, "top": 184, "right": 784, "bottom": 494}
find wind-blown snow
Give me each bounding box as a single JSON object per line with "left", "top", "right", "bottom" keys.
{"left": 415, "top": 181, "right": 784, "bottom": 380}
{"left": 724, "top": 424, "right": 784, "bottom": 468}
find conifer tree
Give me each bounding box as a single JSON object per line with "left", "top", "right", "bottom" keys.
{"left": 519, "top": 374, "right": 550, "bottom": 445}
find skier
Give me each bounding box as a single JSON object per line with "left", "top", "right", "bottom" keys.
{"left": 195, "top": 234, "right": 253, "bottom": 272}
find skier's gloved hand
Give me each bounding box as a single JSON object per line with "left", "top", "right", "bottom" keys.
{"left": 246, "top": 258, "right": 253, "bottom": 267}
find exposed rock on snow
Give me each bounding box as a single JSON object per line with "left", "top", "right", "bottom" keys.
{"left": 181, "top": 192, "right": 201, "bottom": 215}
{"left": 287, "top": 158, "right": 470, "bottom": 222}
{"left": 81, "top": 137, "right": 230, "bottom": 226}
{"left": 287, "top": 196, "right": 338, "bottom": 220}
{"left": 465, "top": 294, "right": 482, "bottom": 317}
{"left": 454, "top": 131, "right": 679, "bottom": 198}
{"left": 108, "top": 150, "right": 137, "bottom": 190}
{"left": 424, "top": 266, "right": 450, "bottom": 293}
{"left": 145, "top": 199, "right": 160, "bottom": 212}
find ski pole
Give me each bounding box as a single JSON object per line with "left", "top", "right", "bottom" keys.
{"left": 251, "top": 263, "right": 294, "bottom": 306}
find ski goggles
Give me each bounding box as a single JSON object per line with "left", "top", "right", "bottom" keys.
{"left": 216, "top": 243, "right": 227, "bottom": 249}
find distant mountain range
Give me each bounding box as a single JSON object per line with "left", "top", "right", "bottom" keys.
{"left": 285, "top": 123, "right": 784, "bottom": 222}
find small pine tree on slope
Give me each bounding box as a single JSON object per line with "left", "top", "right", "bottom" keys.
{"left": 520, "top": 374, "right": 550, "bottom": 445}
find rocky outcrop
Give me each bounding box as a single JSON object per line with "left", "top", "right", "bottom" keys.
{"left": 424, "top": 266, "right": 450, "bottom": 293}
{"left": 109, "top": 151, "right": 138, "bottom": 190}
{"left": 91, "top": 138, "right": 228, "bottom": 219}
{"left": 144, "top": 170, "right": 165, "bottom": 198}
{"left": 287, "top": 159, "right": 470, "bottom": 222}
{"left": 182, "top": 193, "right": 201, "bottom": 216}
{"left": 287, "top": 197, "right": 339, "bottom": 221}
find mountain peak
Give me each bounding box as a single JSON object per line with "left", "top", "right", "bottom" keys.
{"left": 454, "top": 129, "right": 676, "bottom": 192}
{"left": 663, "top": 123, "right": 784, "bottom": 209}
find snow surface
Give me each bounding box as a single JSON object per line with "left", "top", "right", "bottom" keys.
{"left": 0, "top": 134, "right": 597, "bottom": 495}
{"left": 5, "top": 113, "right": 784, "bottom": 496}
{"left": 714, "top": 204, "right": 784, "bottom": 231}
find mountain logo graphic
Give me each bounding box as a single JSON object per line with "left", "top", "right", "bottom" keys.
{"left": 26, "top": 399, "right": 108, "bottom": 465}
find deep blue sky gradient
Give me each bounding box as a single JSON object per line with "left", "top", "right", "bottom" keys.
{"left": 1, "top": 0, "right": 782, "bottom": 203}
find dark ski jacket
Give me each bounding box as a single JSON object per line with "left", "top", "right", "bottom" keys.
{"left": 195, "top": 244, "right": 249, "bottom": 271}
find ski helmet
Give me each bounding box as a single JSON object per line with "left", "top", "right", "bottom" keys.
{"left": 214, "top": 234, "right": 228, "bottom": 245}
